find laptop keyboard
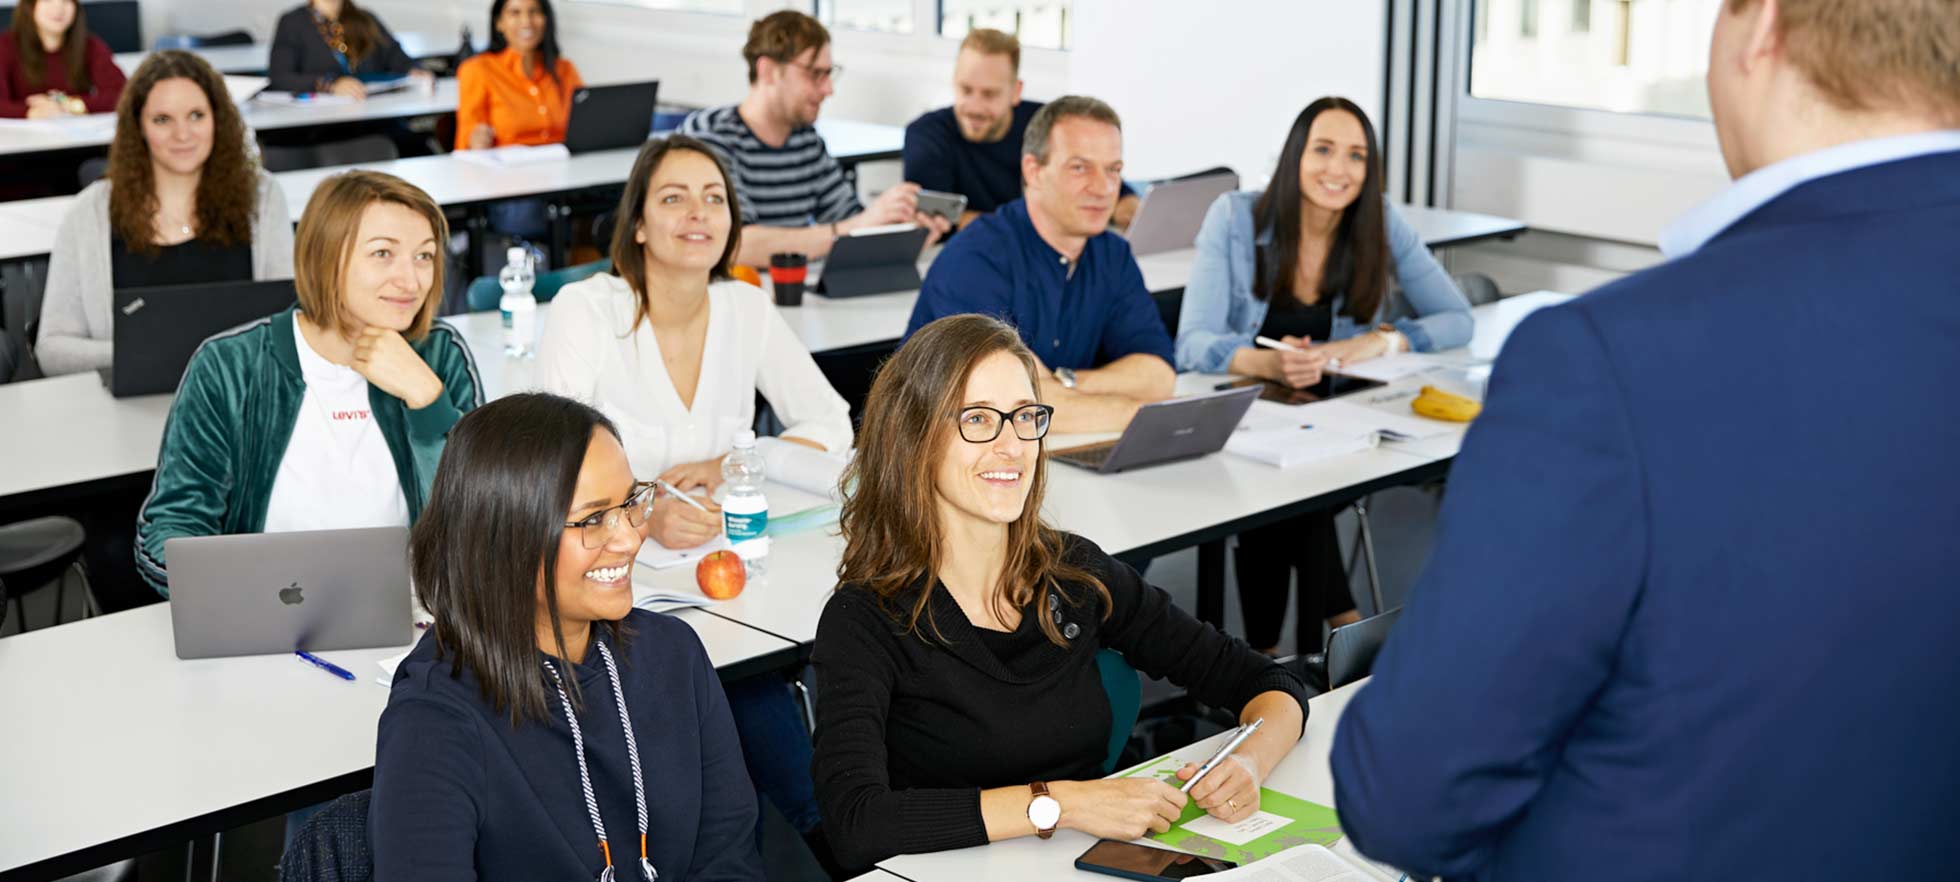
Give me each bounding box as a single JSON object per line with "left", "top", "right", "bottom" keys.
{"left": 1053, "top": 443, "right": 1117, "bottom": 469}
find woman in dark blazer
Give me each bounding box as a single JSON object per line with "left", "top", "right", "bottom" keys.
{"left": 371, "top": 392, "right": 765, "bottom": 882}
{"left": 267, "top": 0, "right": 428, "bottom": 97}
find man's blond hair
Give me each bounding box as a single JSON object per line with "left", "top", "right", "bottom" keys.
{"left": 959, "top": 28, "right": 1020, "bottom": 74}
{"left": 1728, "top": 0, "right": 1960, "bottom": 123}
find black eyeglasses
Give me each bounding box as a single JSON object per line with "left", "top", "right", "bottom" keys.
{"left": 957, "top": 404, "right": 1054, "bottom": 443}
{"left": 563, "top": 482, "right": 657, "bottom": 549}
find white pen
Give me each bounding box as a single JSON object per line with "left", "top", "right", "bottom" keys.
{"left": 1254, "top": 335, "right": 1302, "bottom": 352}
{"left": 1181, "top": 717, "right": 1265, "bottom": 793}
{"left": 652, "top": 478, "right": 712, "bottom": 514}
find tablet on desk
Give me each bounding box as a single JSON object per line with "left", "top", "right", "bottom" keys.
{"left": 1214, "top": 374, "right": 1385, "bottom": 406}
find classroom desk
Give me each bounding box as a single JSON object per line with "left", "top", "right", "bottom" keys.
{"left": 877, "top": 679, "right": 1396, "bottom": 882}
{"left": 0, "top": 602, "right": 798, "bottom": 882}
{"left": 109, "top": 31, "right": 477, "bottom": 77}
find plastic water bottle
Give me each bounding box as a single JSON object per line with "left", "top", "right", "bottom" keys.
{"left": 721, "top": 430, "right": 769, "bottom": 576}
{"left": 498, "top": 246, "right": 536, "bottom": 358}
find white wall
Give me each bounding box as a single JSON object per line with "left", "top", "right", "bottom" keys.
{"left": 138, "top": 0, "right": 1387, "bottom": 186}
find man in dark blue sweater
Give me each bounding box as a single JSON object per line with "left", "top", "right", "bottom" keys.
{"left": 1330, "top": 1, "right": 1960, "bottom": 879}
{"left": 902, "top": 28, "right": 1136, "bottom": 231}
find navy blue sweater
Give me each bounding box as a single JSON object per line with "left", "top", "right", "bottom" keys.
{"left": 371, "top": 610, "right": 764, "bottom": 882}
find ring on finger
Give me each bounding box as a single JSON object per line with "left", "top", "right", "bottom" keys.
{"left": 1227, "top": 799, "right": 1238, "bottom": 811}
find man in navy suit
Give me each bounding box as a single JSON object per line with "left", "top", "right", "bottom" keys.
{"left": 1330, "top": 1, "right": 1960, "bottom": 879}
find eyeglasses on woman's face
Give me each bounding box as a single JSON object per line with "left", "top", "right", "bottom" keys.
{"left": 563, "top": 481, "right": 657, "bottom": 550}
{"left": 956, "top": 404, "right": 1053, "bottom": 444}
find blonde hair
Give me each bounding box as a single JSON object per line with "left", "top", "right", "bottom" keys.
{"left": 959, "top": 28, "right": 1020, "bottom": 74}
{"left": 293, "top": 170, "right": 448, "bottom": 341}
{"left": 1728, "top": 0, "right": 1960, "bottom": 123}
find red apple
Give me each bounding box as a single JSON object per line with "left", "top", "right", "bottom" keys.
{"left": 696, "top": 549, "right": 747, "bottom": 600}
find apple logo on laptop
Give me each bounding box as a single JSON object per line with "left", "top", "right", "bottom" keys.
{"left": 279, "top": 582, "right": 305, "bottom": 605}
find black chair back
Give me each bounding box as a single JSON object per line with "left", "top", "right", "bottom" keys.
{"left": 1326, "top": 606, "right": 1402, "bottom": 690}
{"left": 261, "top": 136, "right": 400, "bottom": 173}
{"left": 8, "top": 2, "right": 146, "bottom": 51}
{"left": 279, "top": 790, "right": 373, "bottom": 882}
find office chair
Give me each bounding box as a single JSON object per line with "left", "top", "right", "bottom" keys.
{"left": 1097, "top": 649, "right": 1144, "bottom": 773}
{"left": 0, "top": 516, "right": 89, "bottom": 632}
{"left": 260, "top": 135, "right": 400, "bottom": 173}
{"left": 1301, "top": 606, "right": 1402, "bottom": 692}
{"left": 279, "top": 790, "right": 372, "bottom": 882}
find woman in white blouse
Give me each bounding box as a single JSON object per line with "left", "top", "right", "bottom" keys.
{"left": 538, "top": 134, "right": 853, "bottom": 551}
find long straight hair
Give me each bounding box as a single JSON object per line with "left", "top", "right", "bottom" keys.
{"left": 10, "top": 0, "right": 94, "bottom": 93}
{"left": 486, "top": 0, "right": 564, "bottom": 84}
{"left": 609, "top": 135, "right": 743, "bottom": 334}
{"left": 322, "top": 0, "right": 384, "bottom": 69}
{"left": 837, "top": 314, "right": 1110, "bottom": 648}
{"left": 411, "top": 393, "right": 627, "bottom": 726}
{"left": 1251, "top": 97, "right": 1389, "bottom": 323}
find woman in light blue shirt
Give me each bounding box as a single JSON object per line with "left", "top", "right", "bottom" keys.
{"left": 1175, "top": 97, "right": 1472, "bottom": 655}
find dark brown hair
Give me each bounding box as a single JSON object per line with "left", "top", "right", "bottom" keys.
{"left": 106, "top": 51, "right": 257, "bottom": 255}
{"left": 10, "top": 0, "right": 94, "bottom": 95}
{"left": 412, "top": 392, "right": 629, "bottom": 725}
{"left": 838, "top": 314, "right": 1110, "bottom": 648}
{"left": 1252, "top": 97, "right": 1389, "bottom": 324}
{"left": 486, "top": 0, "right": 563, "bottom": 84}
{"left": 294, "top": 170, "right": 449, "bottom": 341}
{"left": 743, "top": 10, "right": 829, "bottom": 84}
{"left": 608, "top": 135, "right": 742, "bottom": 333}
{"left": 321, "top": 0, "right": 384, "bottom": 70}
{"left": 1725, "top": 0, "right": 1960, "bottom": 123}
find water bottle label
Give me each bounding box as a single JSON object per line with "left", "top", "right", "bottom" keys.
{"left": 724, "top": 509, "right": 768, "bottom": 544}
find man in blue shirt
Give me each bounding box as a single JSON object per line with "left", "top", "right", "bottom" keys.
{"left": 902, "top": 29, "right": 1137, "bottom": 231}
{"left": 905, "top": 95, "right": 1174, "bottom": 433}
{"left": 1330, "top": 1, "right": 1960, "bottom": 880}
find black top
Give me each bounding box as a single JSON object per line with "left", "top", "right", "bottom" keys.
{"left": 110, "top": 235, "right": 254, "bottom": 291}
{"left": 1257, "top": 293, "right": 1335, "bottom": 344}
{"left": 810, "top": 533, "right": 1310, "bottom": 872}
{"left": 370, "top": 609, "right": 766, "bottom": 882}
{"left": 902, "top": 100, "right": 1135, "bottom": 218}
{"left": 267, "top": 5, "right": 416, "bottom": 94}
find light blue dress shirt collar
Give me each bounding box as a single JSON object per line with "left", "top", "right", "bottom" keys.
{"left": 1658, "top": 129, "right": 1960, "bottom": 259}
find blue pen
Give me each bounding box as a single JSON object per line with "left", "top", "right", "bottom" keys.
{"left": 296, "top": 650, "right": 356, "bottom": 681}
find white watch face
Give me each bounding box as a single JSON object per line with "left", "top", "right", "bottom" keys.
{"left": 1029, "top": 794, "right": 1061, "bottom": 830}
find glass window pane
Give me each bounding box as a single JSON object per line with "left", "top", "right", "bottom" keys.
{"left": 817, "top": 0, "right": 916, "bottom": 35}
{"left": 939, "top": 1, "right": 1072, "bottom": 51}
{"left": 571, "top": 0, "right": 744, "bottom": 15}
{"left": 1469, "top": 0, "right": 1719, "bottom": 119}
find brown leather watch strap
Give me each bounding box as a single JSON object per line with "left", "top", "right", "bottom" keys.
{"left": 1030, "top": 781, "right": 1055, "bottom": 840}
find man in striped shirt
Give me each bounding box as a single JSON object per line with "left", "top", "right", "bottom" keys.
{"left": 679, "top": 11, "right": 949, "bottom": 266}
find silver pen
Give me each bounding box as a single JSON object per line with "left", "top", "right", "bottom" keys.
{"left": 653, "top": 478, "right": 712, "bottom": 514}
{"left": 1180, "top": 717, "right": 1264, "bottom": 793}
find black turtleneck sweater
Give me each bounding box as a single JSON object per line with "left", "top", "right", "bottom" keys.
{"left": 810, "top": 532, "right": 1310, "bottom": 871}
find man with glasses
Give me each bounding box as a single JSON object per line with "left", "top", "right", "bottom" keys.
{"left": 679, "top": 10, "right": 948, "bottom": 266}
{"left": 905, "top": 96, "right": 1174, "bottom": 434}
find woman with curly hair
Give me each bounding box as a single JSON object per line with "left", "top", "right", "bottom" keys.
{"left": 36, "top": 49, "right": 293, "bottom": 376}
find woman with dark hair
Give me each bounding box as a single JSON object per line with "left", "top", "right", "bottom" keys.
{"left": 36, "top": 50, "right": 293, "bottom": 376}
{"left": 371, "top": 392, "right": 765, "bottom": 882}
{"left": 267, "top": 0, "right": 431, "bottom": 98}
{"left": 1174, "top": 97, "right": 1473, "bottom": 657}
{"left": 811, "top": 313, "right": 1311, "bottom": 872}
{"left": 537, "top": 134, "right": 852, "bottom": 865}
{"left": 0, "top": 0, "right": 125, "bottom": 117}
{"left": 456, "top": 0, "right": 579, "bottom": 152}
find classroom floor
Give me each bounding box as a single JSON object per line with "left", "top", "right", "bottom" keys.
{"left": 0, "top": 485, "right": 1444, "bottom": 881}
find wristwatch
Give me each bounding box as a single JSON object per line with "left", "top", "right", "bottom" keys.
{"left": 1375, "top": 323, "right": 1405, "bottom": 354}
{"left": 1028, "top": 781, "right": 1061, "bottom": 839}
{"left": 1054, "top": 367, "right": 1078, "bottom": 390}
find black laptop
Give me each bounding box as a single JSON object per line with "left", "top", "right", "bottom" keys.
{"left": 104, "top": 279, "right": 297, "bottom": 398}
{"left": 565, "top": 80, "right": 661, "bottom": 154}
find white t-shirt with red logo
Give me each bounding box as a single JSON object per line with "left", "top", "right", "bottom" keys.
{"left": 262, "top": 321, "right": 411, "bottom": 533}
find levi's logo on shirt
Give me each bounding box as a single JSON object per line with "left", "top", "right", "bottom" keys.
{"left": 331, "top": 409, "right": 373, "bottom": 422}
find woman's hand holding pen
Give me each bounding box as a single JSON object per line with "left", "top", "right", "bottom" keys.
{"left": 1175, "top": 754, "right": 1262, "bottom": 823}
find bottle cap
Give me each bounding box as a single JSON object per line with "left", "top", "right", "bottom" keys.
{"left": 733, "top": 429, "right": 756, "bottom": 448}
{"left": 506, "top": 246, "right": 528, "bottom": 265}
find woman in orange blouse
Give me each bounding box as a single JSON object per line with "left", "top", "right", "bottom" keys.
{"left": 454, "top": 0, "right": 582, "bottom": 151}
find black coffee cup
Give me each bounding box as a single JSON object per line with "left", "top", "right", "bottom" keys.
{"left": 769, "top": 252, "right": 810, "bottom": 306}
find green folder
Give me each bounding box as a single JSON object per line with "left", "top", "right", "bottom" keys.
{"left": 1116, "top": 753, "right": 1345, "bottom": 865}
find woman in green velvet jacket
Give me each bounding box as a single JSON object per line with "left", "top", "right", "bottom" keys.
{"left": 136, "top": 171, "right": 482, "bottom": 595}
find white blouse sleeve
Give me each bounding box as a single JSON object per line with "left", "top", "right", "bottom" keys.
{"left": 755, "top": 300, "right": 854, "bottom": 455}
{"left": 534, "top": 278, "right": 613, "bottom": 402}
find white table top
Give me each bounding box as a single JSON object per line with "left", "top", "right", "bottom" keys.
{"left": 0, "top": 601, "right": 795, "bottom": 877}
{"left": 0, "top": 372, "right": 175, "bottom": 501}
{"left": 110, "top": 32, "right": 471, "bottom": 78}
{"left": 1398, "top": 203, "right": 1528, "bottom": 247}
{"left": 880, "top": 680, "right": 1396, "bottom": 881}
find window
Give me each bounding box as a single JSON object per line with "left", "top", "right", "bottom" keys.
{"left": 816, "top": 0, "right": 916, "bottom": 35}
{"left": 577, "top": 0, "right": 744, "bottom": 14}
{"left": 939, "top": 1, "right": 1071, "bottom": 51}
{"left": 1469, "top": 0, "right": 1718, "bottom": 118}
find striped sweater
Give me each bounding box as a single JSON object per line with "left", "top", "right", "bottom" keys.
{"left": 678, "top": 104, "right": 861, "bottom": 227}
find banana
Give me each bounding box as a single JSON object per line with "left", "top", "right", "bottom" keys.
{"left": 1410, "top": 385, "right": 1482, "bottom": 422}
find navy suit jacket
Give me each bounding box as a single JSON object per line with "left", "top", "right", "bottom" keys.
{"left": 1330, "top": 150, "right": 1960, "bottom": 880}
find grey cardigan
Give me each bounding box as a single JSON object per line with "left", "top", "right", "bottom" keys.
{"left": 37, "top": 171, "right": 294, "bottom": 376}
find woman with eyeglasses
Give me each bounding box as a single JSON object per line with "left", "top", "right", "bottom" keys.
{"left": 371, "top": 393, "right": 765, "bottom": 881}
{"left": 809, "top": 314, "right": 1311, "bottom": 873}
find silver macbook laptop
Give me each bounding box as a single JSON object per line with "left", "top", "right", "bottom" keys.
{"left": 1124, "top": 172, "right": 1241, "bottom": 256}
{"left": 1050, "top": 385, "right": 1260, "bottom": 474}
{"left": 166, "top": 527, "right": 415, "bottom": 660}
